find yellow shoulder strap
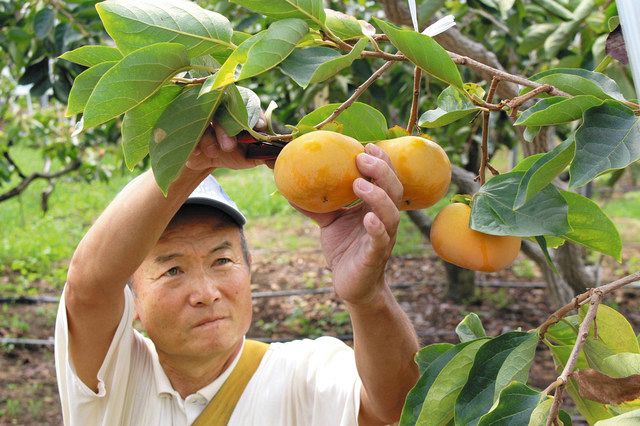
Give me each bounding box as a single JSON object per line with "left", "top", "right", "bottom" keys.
{"left": 192, "top": 340, "right": 269, "bottom": 426}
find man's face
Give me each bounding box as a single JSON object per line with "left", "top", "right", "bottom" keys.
{"left": 131, "top": 209, "right": 252, "bottom": 361}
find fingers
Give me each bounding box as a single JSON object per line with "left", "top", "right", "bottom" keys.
{"left": 353, "top": 178, "right": 400, "bottom": 239}
{"left": 212, "top": 122, "right": 237, "bottom": 152}
{"left": 356, "top": 143, "right": 403, "bottom": 206}
{"left": 363, "top": 211, "right": 391, "bottom": 255}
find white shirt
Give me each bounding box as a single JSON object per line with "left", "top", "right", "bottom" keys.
{"left": 55, "top": 286, "right": 362, "bottom": 426}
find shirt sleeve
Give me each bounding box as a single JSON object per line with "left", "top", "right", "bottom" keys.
{"left": 54, "top": 285, "right": 138, "bottom": 425}
{"left": 292, "top": 336, "right": 362, "bottom": 426}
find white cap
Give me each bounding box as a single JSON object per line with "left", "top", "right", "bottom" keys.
{"left": 184, "top": 175, "right": 246, "bottom": 227}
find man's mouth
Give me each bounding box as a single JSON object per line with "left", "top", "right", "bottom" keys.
{"left": 194, "top": 316, "right": 226, "bottom": 328}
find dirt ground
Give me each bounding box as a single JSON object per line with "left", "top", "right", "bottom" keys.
{"left": 1, "top": 246, "right": 639, "bottom": 425}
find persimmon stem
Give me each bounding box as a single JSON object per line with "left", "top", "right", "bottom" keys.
{"left": 315, "top": 60, "right": 395, "bottom": 130}
{"left": 406, "top": 67, "right": 422, "bottom": 134}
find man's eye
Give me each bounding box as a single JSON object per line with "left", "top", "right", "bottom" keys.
{"left": 163, "top": 267, "right": 181, "bottom": 277}
{"left": 215, "top": 258, "right": 232, "bottom": 266}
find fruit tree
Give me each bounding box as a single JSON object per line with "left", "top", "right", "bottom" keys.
{"left": 4, "top": 0, "right": 640, "bottom": 424}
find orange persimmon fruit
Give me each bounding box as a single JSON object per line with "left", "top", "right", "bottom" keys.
{"left": 273, "top": 130, "right": 364, "bottom": 213}
{"left": 430, "top": 203, "right": 521, "bottom": 272}
{"left": 376, "top": 136, "right": 451, "bottom": 210}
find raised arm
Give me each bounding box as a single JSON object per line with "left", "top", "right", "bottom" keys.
{"left": 297, "top": 143, "right": 420, "bottom": 425}
{"left": 63, "top": 125, "right": 261, "bottom": 390}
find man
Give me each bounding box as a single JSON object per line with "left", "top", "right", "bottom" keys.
{"left": 55, "top": 123, "right": 419, "bottom": 425}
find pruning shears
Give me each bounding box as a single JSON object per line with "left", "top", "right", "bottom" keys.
{"left": 237, "top": 131, "right": 286, "bottom": 160}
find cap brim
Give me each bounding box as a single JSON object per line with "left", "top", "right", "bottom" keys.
{"left": 184, "top": 197, "right": 247, "bottom": 227}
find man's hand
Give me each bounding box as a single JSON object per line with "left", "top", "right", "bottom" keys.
{"left": 186, "top": 122, "right": 267, "bottom": 171}
{"left": 296, "top": 143, "right": 403, "bottom": 306}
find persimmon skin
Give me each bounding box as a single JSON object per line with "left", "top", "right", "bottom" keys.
{"left": 376, "top": 136, "right": 451, "bottom": 210}
{"left": 273, "top": 130, "right": 364, "bottom": 213}
{"left": 430, "top": 203, "right": 521, "bottom": 272}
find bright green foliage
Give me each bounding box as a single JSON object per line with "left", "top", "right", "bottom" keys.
{"left": 477, "top": 382, "right": 543, "bottom": 426}
{"left": 296, "top": 102, "right": 388, "bottom": 141}
{"left": 280, "top": 37, "right": 368, "bottom": 88}
{"left": 150, "top": 86, "right": 226, "bottom": 194}
{"left": 83, "top": 42, "right": 190, "bottom": 128}
{"left": 514, "top": 137, "right": 575, "bottom": 209}
{"left": 527, "top": 68, "right": 626, "bottom": 101}
{"left": 324, "top": 9, "right": 365, "bottom": 40}
{"left": 230, "top": 0, "right": 326, "bottom": 28}
{"left": 570, "top": 102, "right": 640, "bottom": 189}
{"left": 418, "top": 339, "right": 488, "bottom": 425}
{"left": 561, "top": 191, "right": 622, "bottom": 261}
{"left": 66, "top": 61, "right": 117, "bottom": 116}
{"left": 96, "top": 0, "right": 234, "bottom": 57}
{"left": 471, "top": 172, "right": 570, "bottom": 237}
{"left": 455, "top": 313, "right": 487, "bottom": 343}
{"left": 59, "top": 46, "right": 123, "bottom": 67}
{"left": 213, "top": 19, "right": 309, "bottom": 89}
{"left": 373, "top": 18, "right": 464, "bottom": 89}
{"left": 580, "top": 304, "right": 640, "bottom": 356}
{"left": 455, "top": 332, "right": 538, "bottom": 426}
{"left": 122, "top": 84, "right": 183, "bottom": 170}
{"left": 596, "top": 410, "right": 640, "bottom": 426}
{"left": 418, "top": 86, "right": 480, "bottom": 128}
{"left": 216, "top": 86, "right": 262, "bottom": 137}
{"left": 514, "top": 95, "right": 603, "bottom": 126}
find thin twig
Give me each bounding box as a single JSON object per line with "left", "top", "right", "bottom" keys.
{"left": 171, "top": 76, "right": 209, "bottom": 85}
{"left": 479, "top": 78, "right": 501, "bottom": 185}
{"left": 2, "top": 149, "right": 26, "bottom": 179}
{"left": 507, "top": 84, "right": 554, "bottom": 118}
{"left": 538, "top": 271, "right": 640, "bottom": 337}
{"left": 315, "top": 60, "right": 395, "bottom": 130}
{"left": 406, "top": 67, "right": 422, "bottom": 133}
{"left": 545, "top": 288, "right": 604, "bottom": 425}
{"left": 0, "top": 159, "right": 82, "bottom": 203}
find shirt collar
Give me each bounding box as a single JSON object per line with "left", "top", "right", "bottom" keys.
{"left": 146, "top": 335, "right": 246, "bottom": 401}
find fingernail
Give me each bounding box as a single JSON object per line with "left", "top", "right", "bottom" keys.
{"left": 359, "top": 153, "right": 375, "bottom": 165}
{"left": 367, "top": 143, "right": 383, "bottom": 157}
{"left": 356, "top": 178, "right": 373, "bottom": 192}
{"left": 205, "top": 144, "right": 217, "bottom": 156}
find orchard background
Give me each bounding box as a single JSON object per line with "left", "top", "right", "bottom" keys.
{"left": 1, "top": 0, "right": 640, "bottom": 424}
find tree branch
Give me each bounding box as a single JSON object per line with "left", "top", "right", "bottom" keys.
{"left": 406, "top": 67, "right": 422, "bottom": 133}
{"left": 315, "top": 60, "right": 395, "bottom": 130}
{"left": 0, "top": 159, "right": 82, "bottom": 203}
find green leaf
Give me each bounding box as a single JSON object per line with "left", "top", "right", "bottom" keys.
{"left": 280, "top": 37, "right": 368, "bottom": 88}
{"left": 400, "top": 342, "right": 475, "bottom": 426}
{"left": 533, "top": 0, "right": 574, "bottom": 20}
{"left": 34, "top": 7, "right": 55, "bottom": 39}
{"left": 96, "top": 0, "right": 234, "bottom": 57}
{"left": 511, "top": 154, "right": 545, "bottom": 173}
{"left": 82, "top": 42, "right": 190, "bottom": 129}
{"left": 418, "top": 339, "right": 489, "bottom": 426}
{"left": 523, "top": 126, "right": 541, "bottom": 143}
{"left": 528, "top": 68, "right": 625, "bottom": 101}
{"left": 415, "top": 343, "right": 455, "bottom": 375}
{"left": 213, "top": 19, "right": 308, "bottom": 89}
{"left": 324, "top": 9, "right": 364, "bottom": 40}
{"left": 121, "top": 84, "right": 183, "bottom": 170}
{"left": 296, "top": 102, "right": 387, "bottom": 141}
{"left": 229, "top": 0, "right": 325, "bottom": 28}
{"left": 189, "top": 54, "right": 221, "bottom": 78}
{"left": 569, "top": 101, "right": 640, "bottom": 188}
{"left": 514, "top": 96, "right": 604, "bottom": 126}
{"left": 601, "top": 353, "right": 640, "bottom": 378}
{"left": 477, "top": 382, "right": 542, "bottom": 426}
{"left": 66, "top": 62, "right": 116, "bottom": 117}
{"left": 514, "top": 137, "right": 575, "bottom": 209}
{"left": 528, "top": 398, "right": 572, "bottom": 426}
{"left": 545, "top": 315, "right": 578, "bottom": 346}
{"left": 595, "top": 409, "right": 640, "bottom": 425}
{"left": 471, "top": 172, "right": 570, "bottom": 237}
{"left": 418, "top": 86, "right": 480, "bottom": 128}
{"left": 517, "top": 23, "right": 556, "bottom": 55}
{"left": 560, "top": 190, "right": 622, "bottom": 260}
{"left": 215, "top": 85, "right": 261, "bottom": 136}
{"left": 579, "top": 304, "right": 640, "bottom": 355}
{"left": 59, "top": 45, "right": 124, "bottom": 67}
{"left": 456, "top": 313, "right": 487, "bottom": 343}
{"left": 455, "top": 332, "right": 538, "bottom": 426}
{"left": 372, "top": 18, "right": 463, "bottom": 88}
{"left": 150, "top": 86, "right": 225, "bottom": 194}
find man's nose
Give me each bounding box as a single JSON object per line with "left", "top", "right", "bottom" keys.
{"left": 188, "top": 272, "right": 221, "bottom": 306}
